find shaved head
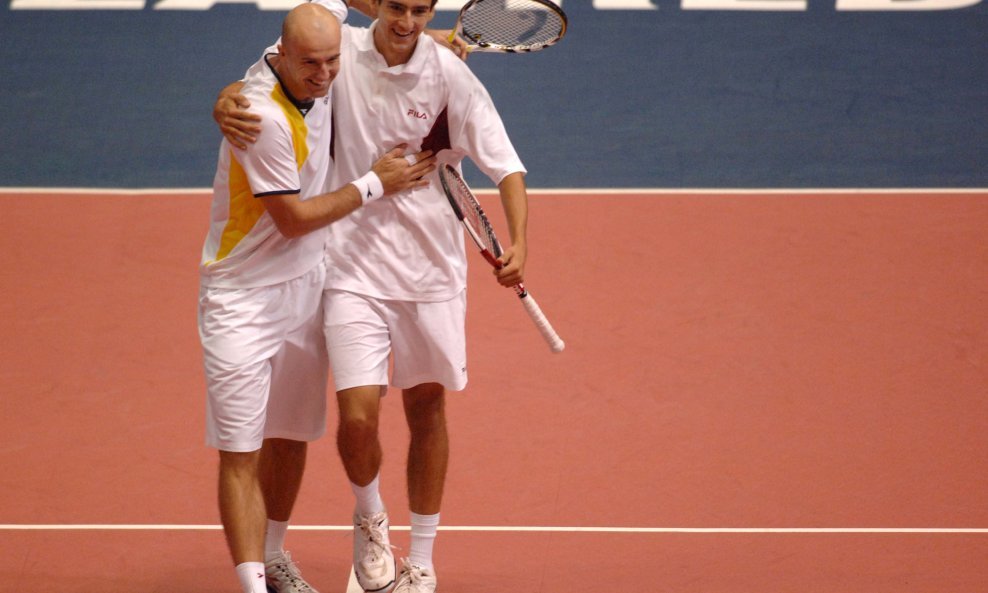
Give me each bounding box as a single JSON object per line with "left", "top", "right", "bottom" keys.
{"left": 282, "top": 2, "right": 340, "bottom": 50}
{"left": 275, "top": 2, "right": 343, "bottom": 101}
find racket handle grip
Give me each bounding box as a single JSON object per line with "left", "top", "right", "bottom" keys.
{"left": 519, "top": 292, "right": 565, "bottom": 353}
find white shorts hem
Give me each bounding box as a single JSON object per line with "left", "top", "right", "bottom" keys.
{"left": 393, "top": 373, "right": 467, "bottom": 392}
{"left": 206, "top": 437, "right": 262, "bottom": 453}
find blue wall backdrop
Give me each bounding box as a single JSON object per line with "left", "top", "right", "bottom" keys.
{"left": 1, "top": 0, "right": 986, "bottom": 188}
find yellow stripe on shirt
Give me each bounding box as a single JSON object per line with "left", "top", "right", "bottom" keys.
{"left": 213, "top": 152, "right": 266, "bottom": 263}
{"left": 211, "top": 83, "right": 310, "bottom": 263}
{"left": 272, "top": 83, "right": 309, "bottom": 170}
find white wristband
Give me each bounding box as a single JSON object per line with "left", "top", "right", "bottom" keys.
{"left": 350, "top": 171, "right": 384, "bottom": 205}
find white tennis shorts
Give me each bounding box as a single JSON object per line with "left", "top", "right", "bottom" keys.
{"left": 322, "top": 289, "right": 468, "bottom": 393}
{"left": 199, "top": 261, "right": 328, "bottom": 452}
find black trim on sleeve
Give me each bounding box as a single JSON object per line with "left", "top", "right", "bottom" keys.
{"left": 254, "top": 189, "right": 302, "bottom": 198}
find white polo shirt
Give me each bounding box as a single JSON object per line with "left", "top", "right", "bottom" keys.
{"left": 200, "top": 0, "right": 351, "bottom": 289}
{"left": 324, "top": 24, "right": 526, "bottom": 302}
{"left": 200, "top": 56, "right": 334, "bottom": 289}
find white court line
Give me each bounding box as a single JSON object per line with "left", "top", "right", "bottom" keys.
{"left": 1, "top": 187, "right": 987, "bottom": 196}
{"left": 6, "top": 524, "right": 983, "bottom": 593}
{"left": 1, "top": 524, "right": 986, "bottom": 533}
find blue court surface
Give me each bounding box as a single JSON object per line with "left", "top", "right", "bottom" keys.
{"left": 0, "top": 0, "right": 986, "bottom": 189}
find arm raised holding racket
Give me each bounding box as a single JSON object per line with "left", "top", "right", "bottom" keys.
{"left": 344, "top": 0, "right": 470, "bottom": 57}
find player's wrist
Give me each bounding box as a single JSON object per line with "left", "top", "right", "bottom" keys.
{"left": 350, "top": 171, "right": 384, "bottom": 205}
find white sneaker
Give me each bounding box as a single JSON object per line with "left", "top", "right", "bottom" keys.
{"left": 392, "top": 559, "right": 437, "bottom": 593}
{"left": 265, "top": 550, "right": 319, "bottom": 593}
{"left": 353, "top": 511, "right": 396, "bottom": 592}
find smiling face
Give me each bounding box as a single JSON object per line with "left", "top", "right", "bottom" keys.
{"left": 277, "top": 4, "right": 342, "bottom": 102}
{"left": 372, "top": 0, "right": 436, "bottom": 66}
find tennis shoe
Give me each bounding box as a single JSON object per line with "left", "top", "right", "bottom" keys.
{"left": 265, "top": 550, "right": 319, "bottom": 593}
{"left": 353, "top": 510, "right": 396, "bottom": 592}
{"left": 392, "top": 559, "right": 437, "bottom": 593}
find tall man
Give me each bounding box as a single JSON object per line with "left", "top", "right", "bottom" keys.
{"left": 200, "top": 4, "right": 433, "bottom": 593}
{"left": 217, "top": 1, "right": 530, "bottom": 591}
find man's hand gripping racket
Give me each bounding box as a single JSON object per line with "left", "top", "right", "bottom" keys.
{"left": 439, "top": 164, "right": 564, "bottom": 353}
{"left": 447, "top": 0, "right": 568, "bottom": 54}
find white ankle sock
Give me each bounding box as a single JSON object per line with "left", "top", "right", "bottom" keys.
{"left": 408, "top": 512, "right": 440, "bottom": 569}
{"left": 351, "top": 474, "right": 385, "bottom": 516}
{"left": 235, "top": 561, "right": 268, "bottom": 593}
{"left": 264, "top": 519, "right": 289, "bottom": 560}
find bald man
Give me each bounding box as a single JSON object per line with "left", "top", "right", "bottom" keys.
{"left": 198, "top": 4, "right": 434, "bottom": 593}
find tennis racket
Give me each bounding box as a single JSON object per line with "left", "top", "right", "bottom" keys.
{"left": 447, "top": 0, "right": 568, "bottom": 54}
{"left": 439, "top": 164, "right": 565, "bottom": 353}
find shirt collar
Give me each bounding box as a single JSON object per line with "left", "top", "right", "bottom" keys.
{"left": 354, "top": 21, "right": 433, "bottom": 76}
{"left": 264, "top": 53, "right": 315, "bottom": 115}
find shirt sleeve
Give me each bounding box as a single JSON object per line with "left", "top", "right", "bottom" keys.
{"left": 309, "top": 0, "right": 349, "bottom": 23}
{"left": 232, "top": 107, "right": 302, "bottom": 198}
{"left": 443, "top": 55, "right": 526, "bottom": 185}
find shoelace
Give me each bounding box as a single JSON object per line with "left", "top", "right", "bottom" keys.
{"left": 398, "top": 559, "right": 427, "bottom": 587}
{"left": 269, "top": 552, "right": 313, "bottom": 592}
{"left": 358, "top": 514, "right": 397, "bottom": 561}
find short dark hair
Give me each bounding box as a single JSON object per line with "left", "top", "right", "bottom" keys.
{"left": 377, "top": 0, "right": 440, "bottom": 8}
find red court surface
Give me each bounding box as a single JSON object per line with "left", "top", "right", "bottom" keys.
{"left": 1, "top": 189, "right": 986, "bottom": 592}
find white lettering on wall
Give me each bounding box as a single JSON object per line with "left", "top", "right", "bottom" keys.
{"left": 154, "top": 0, "right": 300, "bottom": 9}
{"left": 836, "top": 0, "right": 980, "bottom": 10}
{"left": 682, "top": 0, "right": 807, "bottom": 11}
{"left": 593, "top": 0, "right": 658, "bottom": 9}
{"left": 9, "top": 0, "right": 982, "bottom": 10}
{"left": 11, "top": 0, "right": 144, "bottom": 8}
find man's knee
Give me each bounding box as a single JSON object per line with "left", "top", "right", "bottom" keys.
{"left": 219, "top": 449, "right": 261, "bottom": 477}
{"left": 337, "top": 386, "right": 383, "bottom": 441}
{"left": 262, "top": 437, "right": 307, "bottom": 457}
{"left": 403, "top": 383, "right": 446, "bottom": 434}
{"left": 338, "top": 411, "right": 380, "bottom": 444}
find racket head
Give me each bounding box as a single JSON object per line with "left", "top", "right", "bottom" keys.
{"left": 456, "top": 0, "right": 568, "bottom": 53}
{"left": 438, "top": 164, "right": 504, "bottom": 264}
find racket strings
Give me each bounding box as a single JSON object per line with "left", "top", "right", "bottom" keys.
{"left": 449, "top": 175, "right": 501, "bottom": 256}
{"left": 461, "top": 0, "right": 565, "bottom": 48}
